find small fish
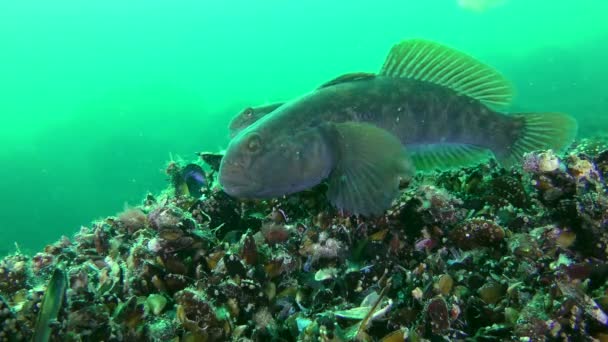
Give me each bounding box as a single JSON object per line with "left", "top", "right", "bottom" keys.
{"left": 174, "top": 163, "right": 206, "bottom": 198}
{"left": 228, "top": 102, "right": 284, "bottom": 138}
{"left": 219, "top": 39, "right": 577, "bottom": 216}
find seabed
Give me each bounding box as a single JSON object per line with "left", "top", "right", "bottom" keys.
{"left": 2, "top": 138, "right": 608, "bottom": 341}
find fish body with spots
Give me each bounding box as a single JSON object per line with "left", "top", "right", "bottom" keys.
{"left": 220, "top": 39, "right": 577, "bottom": 215}
{"left": 243, "top": 77, "right": 520, "bottom": 153}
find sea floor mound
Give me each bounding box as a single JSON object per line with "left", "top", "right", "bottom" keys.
{"left": 2, "top": 138, "right": 608, "bottom": 341}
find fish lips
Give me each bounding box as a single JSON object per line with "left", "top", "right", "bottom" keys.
{"left": 220, "top": 170, "right": 300, "bottom": 199}
{"left": 218, "top": 170, "right": 264, "bottom": 198}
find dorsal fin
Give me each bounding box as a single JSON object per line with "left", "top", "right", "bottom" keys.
{"left": 318, "top": 72, "right": 376, "bottom": 89}
{"left": 380, "top": 39, "right": 514, "bottom": 107}
{"left": 409, "top": 144, "right": 492, "bottom": 172}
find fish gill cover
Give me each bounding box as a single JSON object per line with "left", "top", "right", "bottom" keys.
{"left": 1, "top": 0, "right": 608, "bottom": 341}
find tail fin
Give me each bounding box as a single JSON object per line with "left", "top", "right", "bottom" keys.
{"left": 496, "top": 112, "right": 578, "bottom": 167}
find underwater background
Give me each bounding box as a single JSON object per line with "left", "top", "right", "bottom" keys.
{"left": 1, "top": 0, "right": 607, "bottom": 255}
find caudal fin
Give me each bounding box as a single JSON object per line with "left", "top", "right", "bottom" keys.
{"left": 496, "top": 112, "right": 578, "bottom": 167}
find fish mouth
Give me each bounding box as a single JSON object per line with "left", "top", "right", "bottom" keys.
{"left": 218, "top": 171, "right": 262, "bottom": 198}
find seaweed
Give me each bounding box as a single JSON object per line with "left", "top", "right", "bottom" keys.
{"left": 33, "top": 265, "right": 67, "bottom": 342}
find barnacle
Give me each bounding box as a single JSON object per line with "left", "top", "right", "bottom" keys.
{"left": 450, "top": 218, "right": 505, "bottom": 250}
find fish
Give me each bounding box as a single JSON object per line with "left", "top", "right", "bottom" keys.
{"left": 174, "top": 163, "right": 207, "bottom": 198}
{"left": 183, "top": 164, "right": 207, "bottom": 197}
{"left": 229, "top": 102, "right": 284, "bottom": 138}
{"left": 226, "top": 74, "right": 377, "bottom": 137}
{"left": 219, "top": 39, "right": 577, "bottom": 216}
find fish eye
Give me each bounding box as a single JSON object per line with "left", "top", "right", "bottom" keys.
{"left": 244, "top": 108, "right": 254, "bottom": 118}
{"left": 246, "top": 134, "right": 262, "bottom": 153}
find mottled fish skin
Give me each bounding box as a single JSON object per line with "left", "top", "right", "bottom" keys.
{"left": 227, "top": 73, "right": 376, "bottom": 138}
{"left": 219, "top": 77, "right": 511, "bottom": 197}
{"left": 267, "top": 76, "right": 519, "bottom": 151}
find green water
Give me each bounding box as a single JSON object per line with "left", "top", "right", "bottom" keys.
{"left": 1, "top": 0, "right": 607, "bottom": 254}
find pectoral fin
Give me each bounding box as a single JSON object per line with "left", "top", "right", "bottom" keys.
{"left": 326, "top": 122, "right": 414, "bottom": 216}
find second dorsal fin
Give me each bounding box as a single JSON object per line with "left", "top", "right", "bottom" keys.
{"left": 318, "top": 72, "right": 376, "bottom": 89}
{"left": 379, "top": 39, "right": 514, "bottom": 107}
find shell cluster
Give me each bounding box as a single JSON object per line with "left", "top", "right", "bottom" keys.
{"left": 1, "top": 139, "right": 608, "bottom": 341}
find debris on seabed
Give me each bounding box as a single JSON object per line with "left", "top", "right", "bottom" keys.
{"left": 2, "top": 137, "right": 608, "bottom": 341}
